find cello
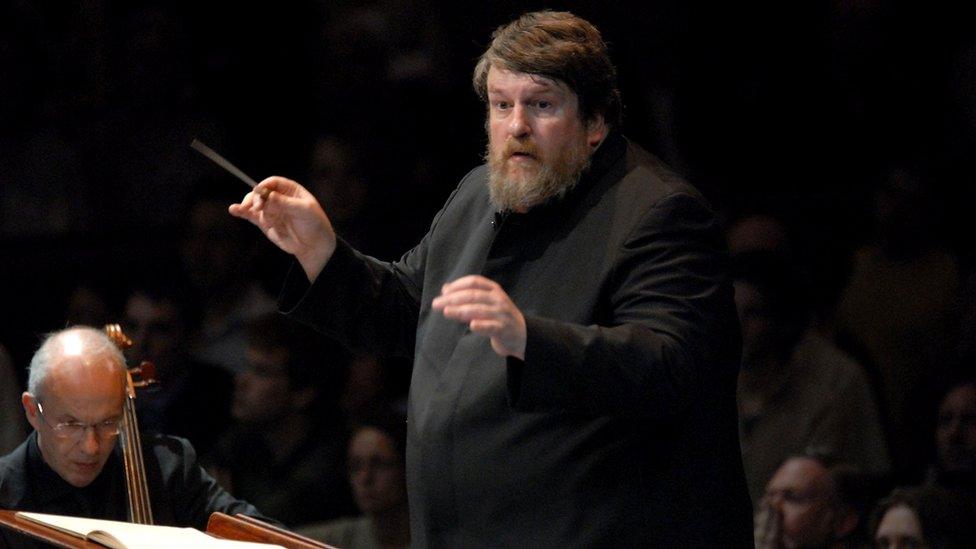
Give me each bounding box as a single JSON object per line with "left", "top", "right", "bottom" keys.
{"left": 103, "top": 323, "right": 157, "bottom": 525}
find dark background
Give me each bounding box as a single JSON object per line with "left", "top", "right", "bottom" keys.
{"left": 2, "top": 0, "right": 975, "bottom": 379}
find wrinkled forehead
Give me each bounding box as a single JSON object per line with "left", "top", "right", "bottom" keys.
{"left": 769, "top": 457, "right": 828, "bottom": 491}
{"left": 43, "top": 351, "right": 126, "bottom": 402}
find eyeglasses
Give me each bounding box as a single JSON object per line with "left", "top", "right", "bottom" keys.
{"left": 35, "top": 401, "right": 122, "bottom": 441}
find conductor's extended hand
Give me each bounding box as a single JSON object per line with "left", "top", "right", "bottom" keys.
{"left": 432, "top": 275, "right": 527, "bottom": 360}
{"left": 229, "top": 176, "right": 335, "bottom": 282}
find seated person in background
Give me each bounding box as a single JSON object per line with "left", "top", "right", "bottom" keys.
{"left": 123, "top": 281, "right": 234, "bottom": 455}
{"left": 338, "top": 353, "right": 411, "bottom": 425}
{"left": 0, "top": 326, "right": 269, "bottom": 548}
{"left": 734, "top": 250, "right": 890, "bottom": 504}
{"left": 298, "top": 414, "right": 409, "bottom": 549}
{"left": 181, "top": 192, "right": 276, "bottom": 375}
{"left": 832, "top": 167, "right": 961, "bottom": 477}
{"left": 0, "top": 343, "right": 27, "bottom": 456}
{"left": 754, "top": 453, "right": 865, "bottom": 549}
{"left": 871, "top": 485, "right": 976, "bottom": 549}
{"left": 206, "top": 313, "right": 355, "bottom": 527}
{"left": 930, "top": 377, "right": 976, "bottom": 490}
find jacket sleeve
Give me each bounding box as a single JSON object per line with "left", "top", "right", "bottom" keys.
{"left": 155, "top": 436, "right": 279, "bottom": 530}
{"left": 507, "top": 192, "right": 741, "bottom": 419}
{"left": 278, "top": 185, "right": 464, "bottom": 358}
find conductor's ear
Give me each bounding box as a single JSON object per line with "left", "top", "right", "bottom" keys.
{"left": 586, "top": 114, "right": 608, "bottom": 149}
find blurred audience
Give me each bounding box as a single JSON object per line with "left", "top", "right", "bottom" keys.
{"left": 305, "top": 134, "right": 373, "bottom": 251}
{"left": 754, "top": 453, "right": 866, "bottom": 548}
{"left": 339, "top": 353, "right": 410, "bottom": 425}
{"left": 63, "top": 283, "right": 114, "bottom": 329}
{"left": 958, "top": 273, "right": 976, "bottom": 364}
{"left": 831, "top": 167, "right": 962, "bottom": 477}
{"left": 734, "top": 250, "right": 890, "bottom": 504}
{"left": 298, "top": 414, "right": 410, "bottom": 548}
{"left": 181, "top": 193, "right": 275, "bottom": 374}
{"left": 927, "top": 378, "right": 976, "bottom": 492}
{"left": 727, "top": 213, "right": 794, "bottom": 257}
{"left": 0, "top": 343, "right": 27, "bottom": 455}
{"left": 123, "top": 281, "right": 233, "bottom": 455}
{"left": 870, "top": 485, "right": 976, "bottom": 549}
{"left": 206, "top": 313, "right": 355, "bottom": 527}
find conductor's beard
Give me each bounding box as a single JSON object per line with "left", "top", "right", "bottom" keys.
{"left": 486, "top": 134, "right": 591, "bottom": 213}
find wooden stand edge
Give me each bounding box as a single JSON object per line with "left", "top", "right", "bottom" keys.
{"left": 1, "top": 509, "right": 335, "bottom": 549}
{"left": 0, "top": 509, "right": 104, "bottom": 548}
{"left": 206, "top": 512, "right": 338, "bottom": 549}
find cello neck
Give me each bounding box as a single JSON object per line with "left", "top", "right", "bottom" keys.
{"left": 121, "top": 373, "right": 154, "bottom": 525}
{"left": 104, "top": 323, "right": 156, "bottom": 525}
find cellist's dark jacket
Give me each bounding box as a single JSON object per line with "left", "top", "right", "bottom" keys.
{"left": 0, "top": 431, "right": 269, "bottom": 548}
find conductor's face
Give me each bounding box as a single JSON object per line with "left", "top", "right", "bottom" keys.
{"left": 485, "top": 67, "right": 606, "bottom": 212}
{"left": 23, "top": 348, "right": 126, "bottom": 488}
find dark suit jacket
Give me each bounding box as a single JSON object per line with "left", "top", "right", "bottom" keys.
{"left": 0, "top": 431, "right": 269, "bottom": 548}
{"left": 282, "top": 133, "right": 754, "bottom": 546}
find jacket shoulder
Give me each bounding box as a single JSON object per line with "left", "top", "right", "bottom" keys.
{"left": 0, "top": 439, "right": 30, "bottom": 507}
{"left": 621, "top": 140, "right": 709, "bottom": 209}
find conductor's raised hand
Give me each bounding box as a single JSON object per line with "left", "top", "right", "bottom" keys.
{"left": 432, "top": 275, "right": 526, "bottom": 360}
{"left": 229, "top": 176, "right": 336, "bottom": 282}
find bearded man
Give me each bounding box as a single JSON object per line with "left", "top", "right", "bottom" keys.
{"left": 231, "top": 10, "right": 752, "bottom": 546}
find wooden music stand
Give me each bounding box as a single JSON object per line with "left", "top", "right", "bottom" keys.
{"left": 0, "top": 509, "right": 336, "bottom": 548}
{"left": 206, "top": 512, "right": 338, "bottom": 549}
{"left": 0, "top": 509, "right": 103, "bottom": 548}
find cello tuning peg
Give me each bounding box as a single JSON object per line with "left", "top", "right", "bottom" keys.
{"left": 103, "top": 323, "right": 134, "bottom": 349}
{"left": 134, "top": 360, "right": 157, "bottom": 382}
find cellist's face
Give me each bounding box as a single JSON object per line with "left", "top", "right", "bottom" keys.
{"left": 23, "top": 350, "right": 125, "bottom": 487}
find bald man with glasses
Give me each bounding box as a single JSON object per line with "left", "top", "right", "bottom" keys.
{"left": 0, "top": 326, "right": 270, "bottom": 548}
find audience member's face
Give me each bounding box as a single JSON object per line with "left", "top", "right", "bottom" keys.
{"left": 308, "top": 137, "right": 368, "bottom": 225}
{"left": 764, "top": 457, "right": 840, "bottom": 548}
{"left": 64, "top": 286, "right": 111, "bottom": 327}
{"left": 339, "top": 354, "right": 385, "bottom": 417}
{"left": 485, "top": 67, "right": 605, "bottom": 212}
{"left": 348, "top": 427, "right": 406, "bottom": 515}
{"left": 23, "top": 344, "right": 125, "bottom": 487}
{"left": 232, "top": 346, "right": 292, "bottom": 425}
{"left": 181, "top": 200, "right": 248, "bottom": 292}
{"left": 124, "top": 293, "right": 184, "bottom": 375}
{"left": 727, "top": 215, "right": 791, "bottom": 256}
{"left": 734, "top": 281, "right": 775, "bottom": 367}
{"left": 936, "top": 383, "right": 976, "bottom": 474}
{"left": 874, "top": 504, "right": 924, "bottom": 549}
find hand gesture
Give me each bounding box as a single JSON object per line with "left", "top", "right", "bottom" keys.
{"left": 229, "top": 176, "right": 336, "bottom": 281}
{"left": 432, "top": 275, "right": 527, "bottom": 360}
{"left": 753, "top": 498, "right": 784, "bottom": 549}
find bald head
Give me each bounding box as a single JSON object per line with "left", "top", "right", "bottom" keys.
{"left": 28, "top": 327, "right": 126, "bottom": 399}
{"left": 762, "top": 456, "right": 857, "bottom": 548}
{"left": 23, "top": 326, "right": 127, "bottom": 487}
